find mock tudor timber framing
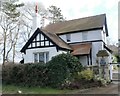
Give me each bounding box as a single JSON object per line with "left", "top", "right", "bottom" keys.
{"left": 20, "top": 28, "right": 62, "bottom": 53}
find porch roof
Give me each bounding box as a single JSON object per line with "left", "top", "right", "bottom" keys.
{"left": 70, "top": 43, "right": 92, "bottom": 56}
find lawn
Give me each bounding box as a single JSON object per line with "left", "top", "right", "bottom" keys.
{"left": 2, "top": 84, "right": 79, "bottom": 94}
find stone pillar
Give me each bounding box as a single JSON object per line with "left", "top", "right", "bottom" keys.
{"left": 100, "top": 64, "right": 110, "bottom": 80}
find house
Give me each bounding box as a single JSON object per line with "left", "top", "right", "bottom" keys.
{"left": 20, "top": 14, "right": 112, "bottom": 66}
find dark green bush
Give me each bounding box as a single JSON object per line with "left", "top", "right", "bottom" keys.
{"left": 47, "top": 53, "right": 83, "bottom": 88}
{"left": 2, "top": 53, "right": 83, "bottom": 88}
{"left": 3, "top": 62, "right": 48, "bottom": 87}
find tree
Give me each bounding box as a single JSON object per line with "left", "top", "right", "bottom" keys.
{"left": 0, "top": 0, "right": 24, "bottom": 65}
{"left": 47, "top": 5, "right": 65, "bottom": 24}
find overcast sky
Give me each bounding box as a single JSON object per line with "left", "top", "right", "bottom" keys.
{"left": 20, "top": 0, "right": 119, "bottom": 44}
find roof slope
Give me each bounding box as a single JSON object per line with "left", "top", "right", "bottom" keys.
{"left": 21, "top": 28, "right": 72, "bottom": 53}
{"left": 44, "top": 14, "right": 108, "bottom": 35}
{"left": 41, "top": 29, "right": 72, "bottom": 50}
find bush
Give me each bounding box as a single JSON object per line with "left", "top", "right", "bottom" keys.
{"left": 47, "top": 53, "right": 83, "bottom": 88}
{"left": 94, "top": 75, "right": 110, "bottom": 86}
{"left": 76, "top": 69, "right": 94, "bottom": 81}
{"left": 2, "top": 64, "right": 14, "bottom": 84}
{"left": 3, "top": 53, "right": 83, "bottom": 88}
{"left": 3, "top": 62, "right": 48, "bottom": 87}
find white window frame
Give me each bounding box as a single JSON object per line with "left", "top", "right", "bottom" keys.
{"left": 33, "top": 52, "right": 49, "bottom": 63}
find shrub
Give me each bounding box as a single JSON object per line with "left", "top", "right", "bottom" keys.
{"left": 3, "top": 53, "right": 83, "bottom": 88}
{"left": 3, "top": 62, "right": 48, "bottom": 87}
{"left": 94, "top": 75, "right": 110, "bottom": 86}
{"left": 76, "top": 69, "right": 94, "bottom": 81}
{"left": 47, "top": 53, "right": 83, "bottom": 88}
{"left": 2, "top": 64, "right": 14, "bottom": 84}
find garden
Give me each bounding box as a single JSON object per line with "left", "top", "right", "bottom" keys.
{"left": 2, "top": 53, "right": 110, "bottom": 94}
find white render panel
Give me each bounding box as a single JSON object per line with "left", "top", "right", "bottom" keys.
{"left": 101, "top": 30, "right": 107, "bottom": 44}
{"left": 24, "top": 47, "right": 65, "bottom": 63}
{"left": 59, "top": 35, "right": 67, "bottom": 42}
{"left": 92, "top": 42, "right": 104, "bottom": 65}
{"left": 59, "top": 29, "right": 102, "bottom": 43}
{"left": 86, "top": 30, "right": 102, "bottom": 41}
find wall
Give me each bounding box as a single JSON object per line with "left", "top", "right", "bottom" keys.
{"left": 59, "top": 29, "right": 102, "bottom": 43}
{"left": 101, "top": 27, "right": 107, "bottom": 44}
{"left": 92, "top": 41, "right": 104, "bottom": 65}
{"left": 24, "top": 47, "right": 65, "bottom": 63}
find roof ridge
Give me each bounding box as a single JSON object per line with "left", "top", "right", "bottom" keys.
{"left": 44, "top": 13, "right": 106, "bottom": 27}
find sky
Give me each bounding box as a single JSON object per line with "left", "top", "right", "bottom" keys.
{"left": 19, "top": 0, "right": 119, "bottom": 44}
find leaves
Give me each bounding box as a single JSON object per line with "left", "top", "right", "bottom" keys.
{"left": 47, "top": 5, "right": 65, "bottom": 23}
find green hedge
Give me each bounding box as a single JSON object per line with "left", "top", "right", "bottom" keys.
{"left": 3, "top": 63, "right": 48, "bottom": 87}
{"left": 3, "top": 53, "right": 83, "bottom": 88}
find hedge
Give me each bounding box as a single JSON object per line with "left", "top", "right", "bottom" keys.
{"left": 2, "top": 53, "right": 83, "bottom": 88}
{"left": 3, "top": 63, "right": 48, "bottom": 87}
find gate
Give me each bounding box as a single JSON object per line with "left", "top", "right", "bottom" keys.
{"left": 110, "top": 63, "right": 120, "bottom": 81}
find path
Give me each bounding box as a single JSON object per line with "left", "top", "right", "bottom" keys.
{"left": 75, "top": 83, "right": 119, "bottom": 94}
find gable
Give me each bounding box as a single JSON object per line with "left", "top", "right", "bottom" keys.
{"left": 20, "top": 28, "right": 56, "bottom": 53}
{"left": 27, "top": 31, "right": 54, "bottom": 48}
{"left": 21, "top": 28, "right": 72, "bottom": 53}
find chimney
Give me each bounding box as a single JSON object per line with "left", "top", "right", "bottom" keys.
{"left": 35, "top": 2, "right": 38, "bottom": 14}
{"left": 32, "top": 1, "right": 41, "bottom": 34}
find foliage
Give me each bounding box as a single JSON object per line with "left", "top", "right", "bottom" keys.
{"left": 94, "top": 75, "right": 110, "bottom": 86}
{"left": 3, "top": 53, "right": 83, "bottom": 88}
{"left": 47, "top": 5, "right": 65, "bottom": 23}
{"left": 2, "top": 0, "right": 24, "bottom": 20}
{"left": 3, "top": 62, "right": 48, "bottom": 87}
{"left": 115, "top": 54, "right": 120, "bottom": 63}
{"left": 76, "top": 69, "right": 94, "bottom": 81}
{"left": 47, "top": 53, "right": 83, "bottom": 88}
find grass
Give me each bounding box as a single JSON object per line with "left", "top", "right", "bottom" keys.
{"left": 2, "top": 84, "right": 77, "bottom": 94}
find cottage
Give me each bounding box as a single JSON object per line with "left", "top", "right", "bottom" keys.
{"left": 20, "top": 14, "right": 112, "bottom": 66}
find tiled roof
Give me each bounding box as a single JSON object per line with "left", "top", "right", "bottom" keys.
{"left": 44, "top": 14, "right": 108, "bottom": 35}
{"left": 41, "top": 29, "right": 72, "bottom": 50}
{"left": 70, "top": 43, "right": 92, "bottom": 56}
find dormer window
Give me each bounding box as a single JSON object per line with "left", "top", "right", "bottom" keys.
{"left": 66, "top": 34, "right": 71, "bottom": 42}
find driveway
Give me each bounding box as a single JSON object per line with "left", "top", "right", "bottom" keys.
{"left": 75, "top": 82, "right": 119, "bottom": 94}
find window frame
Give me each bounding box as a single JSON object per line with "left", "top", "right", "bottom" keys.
{"left": 33, "top": 52, "right": 49, "bottom": 63}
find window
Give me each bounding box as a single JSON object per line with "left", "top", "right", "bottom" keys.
{"left": 82, "top": 32, "right": 88, "bottom": 40}
{"left": 34, "top": 53, "right": 38, "bottom": 62}
{"left": 34, "top": 52, "right": 49, "bottom": 63}
{"left": 66, "top": 34, "right": 71, "bottom": 42}
{"left": 39, "top": 53, "right": 44, "bottom": 62}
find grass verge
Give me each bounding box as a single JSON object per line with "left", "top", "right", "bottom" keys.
{"left": 2, "top": 84, "right": 76, "bottom": 94}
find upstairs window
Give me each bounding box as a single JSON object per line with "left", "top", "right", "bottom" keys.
{"left": 34, "top": 52, "right": 49, "bottom": 63}
{"left": 66, "top": 34, "right": 71, "bottom": 42}
{"left": 82, "top": 32, "right": 88, "bottom": 40}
